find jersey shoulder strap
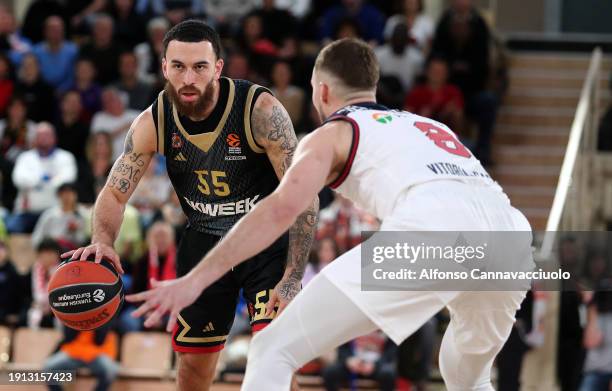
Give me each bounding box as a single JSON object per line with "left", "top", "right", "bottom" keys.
{"left": 239, "top": 79, "right": 272, "bottom": 154}
{"left": 151, "top": 90, "right": 166, "bottom": 155}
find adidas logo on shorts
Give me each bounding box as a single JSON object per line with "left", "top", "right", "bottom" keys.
{"left": 202, "top": 322, "right": 215, "bottom": 333}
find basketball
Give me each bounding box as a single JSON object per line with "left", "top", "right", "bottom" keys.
{"left": 48, "top": 259, "right": 124, "bottom": 331}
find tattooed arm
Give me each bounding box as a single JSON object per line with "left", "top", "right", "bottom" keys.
{"left": 251, "top": 93, "right": 319, "bottom": 314}
{"left": 61, "top": 109, "right": 157, "bottom": 272}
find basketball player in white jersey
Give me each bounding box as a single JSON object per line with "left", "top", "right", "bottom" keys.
{"left": 127, "top": 38, "right": 532, "bottom": 391}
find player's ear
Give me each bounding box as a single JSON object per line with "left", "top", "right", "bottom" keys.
{"left": 321, "top": 83, "right": 330, "bottom": 105}
{"left": 161, "top": 57, "right": 168, "bottom": 79}
{"left": 214, "top": 58, "right": 224, "bottom": 80}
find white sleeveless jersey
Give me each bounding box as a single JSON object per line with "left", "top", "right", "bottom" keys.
{"left": 327, "top": 104, "right": 504, "bottom": 220}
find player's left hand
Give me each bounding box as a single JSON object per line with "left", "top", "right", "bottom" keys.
{"left": 126, "top": 275, "right": 201, "bottom": 332}
{"left": 265, "top": 275, "right": 302, "bottom": 318}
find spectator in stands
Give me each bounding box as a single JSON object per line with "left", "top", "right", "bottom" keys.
{"left": 32, "top": 16, "right": 78, "bottom": 91}
{"left": 404, "top": 56, "right": 464, "bottom": 132}
{"left": 0, "top": 5, "right": 33, "bottom": 66}
{"left": 54, "top": 90, "right": 90, "bottom": 164}
{"left": 135, "top": 0, "right": 205, "bottom": 24}
{"left": 44, "top": 324, "right": 120, "bottom": 391}
{"left": 431, "top": 0, "right": 497, "bottom": 165}
{"left": 21, "top": 2, "right": 67, "bottom": 44}
{"left": 129, "top": 157, "right": 171, "bottom": 227}
{"left": 224, "top": 51, "right": 252, "bottom": 81}
{"left": 0, "top": 237, "right": 26, "bottom": 325}
{"left": 120, "top": 221, "right": 176, "bottom": 332}
{"left": 65, "top": 0, "right": 109, "bottom": 35}
{"left": 107, "top": 0, "right": 146, "bottom": 49}
{"left": 375, "top": 21, "right": 425, "bottom": 94}
{"left": 68, "top": 58, "right": 102, "bottom": 123}
{"left": 580, "top": 278, "right": 612, "bottom": 391}
{"left": 332, "top": 17, "right": 361, "bottom": 41}
{"left": 15, "top": 53, "right": 55, "bottom": 122}
{"left": 249, "top": 0, "right": 297, "bottom": 47}
{"left": 79, "top": 13, "right": 123, "bottom": 85}
{"left": 558, "top": 236, "right": 588, "bottom": 391}
{"left": 497, "top": 290, "right": 535, "bottom": 391}
{"left": 317, "top": 195, "right": 379, "bottom": 253}
{"left": 252, "top": 1, "right": 300, "bottom": 63}
{"left": 0, "top": 95, "right": 36, "bottom": 213}
{"left": 28, "top": 239, "right": 61, "bottom": 329}
{"left": 0, "top": 96, "right": 37, "bottom": 162}
{"left": 320, "top": 0, "right": 385, "bottom": 44}
{"left": 581, "top": 250, "right": 609, "bottom": 290}
{"left": 397, "top": 317, "right": 438, "bottom": 391}
{"left": 134, "top": 17, "right": 168, "bottom": 85}
{"left": 0, "top": 54, "right": 15, "bottom": 116}
{"left": 91, "top": 87, "right": 140, "bottom": 160}
{"left": 0, "top": 217, "right": 5, "bottom": 242}
{"left": 31, "top": 182, "right": 88, "bottom": 249}
{"left": 271, "top": 60, "right": 305, "bottom": 129}
{"left": 136, "top": 213, "right": 172, "bottom": 274}
{"left": 322, "top": 330, "right": 397, "bottom": 391}
{"left": 384, "top": 0, "right": 433, "bottom": 54}
{"left": 78, "top": 132, "right": 114, "bottom": 203}
{"left": 8, "top": 122, "right": 77, "bottom": 233}
{"left": 236, "top": 14, "right": 278, "bottom": 75}
{"left": 206, "top": 0, "right": 257, "bottom": 34}
{"left": 302, "top": 237, "right": 338, "bottom": 286}
{"left": 159, "top": 190, "right": 187, "bottom": 242}
{"left": 112, "top": 51, "right": 153, "bottom": 111}
{"left": 268, "top": 0, "right": 311, "bottom": 19}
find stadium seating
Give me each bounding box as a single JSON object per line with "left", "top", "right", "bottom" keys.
{"left": 8, "top": 327, "right": 62, "bottom": 370}
{"left": 119, "top": 331, "right": 173, "bottom": 379}
{"left": 492, "top": 52, "right": 612, "bottom": 230}
{"left": 0, "top": 326, "right": 10, "bottom": 369}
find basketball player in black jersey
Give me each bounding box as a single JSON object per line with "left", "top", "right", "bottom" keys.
{"left": 63, "top": 20, "right": 319, "bottom": 390}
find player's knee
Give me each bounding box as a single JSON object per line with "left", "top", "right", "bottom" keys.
{"left": 249, "top": 326, "right": 296, "bottom": 370}
{"left": 177, "top": 352, "right": 218, "bottom": 381}
{"left": 248, "top": 327, "right": 275, "bottom": 361}
{"left": 439, "top": 345, "right": 497, "bottom": 391}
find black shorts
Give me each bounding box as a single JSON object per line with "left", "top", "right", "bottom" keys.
{"left": 172, "top": 227, "right": 288, "bottom": 353}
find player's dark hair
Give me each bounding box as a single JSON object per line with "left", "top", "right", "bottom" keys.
{"left": 314, "top": 38, "right": 379, "bottom": 91}
{"left": 162, "top": 19, "right": 222, "bottom": 59}
{"left": 37, "top": 238, "right": 61, "bottom": 254}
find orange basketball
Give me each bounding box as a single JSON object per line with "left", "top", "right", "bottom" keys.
{"left": 48, "top": 259, "right": 124, "bottom": 330}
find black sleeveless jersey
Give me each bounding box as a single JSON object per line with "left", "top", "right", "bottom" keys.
{"left": 152, "top": 77, "right": 279, "bottom": 236}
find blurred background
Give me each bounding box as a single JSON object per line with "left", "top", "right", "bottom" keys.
{"left": 0, "top": 0, "right": 611, "bottom": 390}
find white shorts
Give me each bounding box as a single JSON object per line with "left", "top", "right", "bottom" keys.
{"left": 321, "top": 180, "right": 532, "bottom": 347}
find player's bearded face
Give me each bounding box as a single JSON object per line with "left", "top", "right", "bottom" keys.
{"left": 165, "top": 78, "right": 215, "bottom": 118}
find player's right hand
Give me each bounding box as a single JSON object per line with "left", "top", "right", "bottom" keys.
{"left": 61, "top": 243, "right": 124, "bottom": 274}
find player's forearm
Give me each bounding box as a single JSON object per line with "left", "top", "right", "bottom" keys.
{"left": 189, "top": 194, "right": 300, "bottom": 289}
{"left": 91, "top": 188, "right": 126, "bottom": 246}
{"left": 284, "top": 197, "right": 319, "bottom": 280}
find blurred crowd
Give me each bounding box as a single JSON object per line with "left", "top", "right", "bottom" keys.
{"left": 0, "top": 0, "right": 584, "bottom": 390}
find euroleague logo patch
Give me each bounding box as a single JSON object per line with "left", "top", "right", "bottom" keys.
{"left": 226, "top": 133, "right": 246, "bottom": 161}
{"left": 171, "top": 132, "right": 183, "bottom": 149}
{"left": 92, "top": 289, "right": 105, "bottom": 303}
{"left": 372, "top": 113, "right": 393, "bottom": 124}
{"left": 226, "top": 133, "right": 241, "bottom": 147}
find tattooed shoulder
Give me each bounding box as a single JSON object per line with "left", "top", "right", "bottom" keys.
{"left": 252, "top": 95, "right": 297, "bottom": 174}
